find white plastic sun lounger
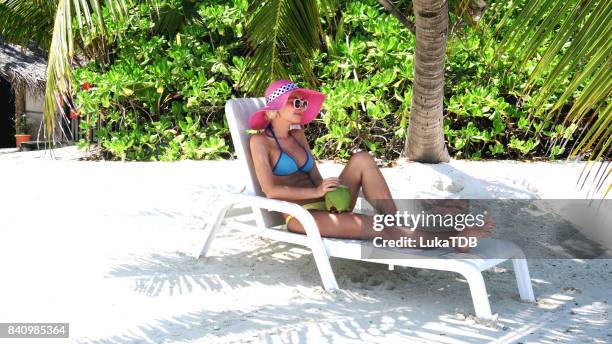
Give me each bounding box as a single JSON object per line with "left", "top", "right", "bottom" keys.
{"left": 197, "top": 98, "right": 535, "bottom": 319}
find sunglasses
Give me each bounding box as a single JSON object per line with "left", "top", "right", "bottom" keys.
{"left": 289, "top": 98, "right": 308, "bottom": 110}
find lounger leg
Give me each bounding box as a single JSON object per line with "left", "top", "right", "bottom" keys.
{"left": 462, "top": 270, "right": 493, "bottom": 319}
{"left": 512, "top": 259, "right": 535, "bottom": 302}
{"left": 310, "top": 247, "right": 339, "bottom": 291}
{"left": 198, "top": 202, "right": 234, "bottom": 259}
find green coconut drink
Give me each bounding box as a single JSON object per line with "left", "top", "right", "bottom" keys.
{"left": 324, "top": 185, "right": 351, "bottom": 213}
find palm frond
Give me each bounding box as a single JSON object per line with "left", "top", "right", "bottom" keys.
{"left": 151, "top": 0, "right": 203, "bottom": 38}
{"left": 42, "top": 0, "right": 130, "bottom": 143}
{"left": 496, "top": 0, "right": 611, "bottom": 196}
{"left": 242, "top": 0, "right": 323, "bottom": 93}
{"left": 317, "top": 0, "right": 343, "bottom": 52}
{"left": 4, "top": 0, "right": 199, "bottom": 145}
{"left": 0, "top": 0, "right": 56, "bottom": 49}
{"left": 498, "top": 0, "right": 611, "bottom": 156}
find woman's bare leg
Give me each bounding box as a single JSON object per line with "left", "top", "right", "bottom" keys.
{"left": 285, "top": 152, "right": 490, "bottom": 252}
{"left": 286, "top": 211, "right": 373, "bottom": 239}
{"left": 338, "top": 151, "right": 398, "bottom": 214}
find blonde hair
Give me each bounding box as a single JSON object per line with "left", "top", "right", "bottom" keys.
{"left": 265, "top": 110, "right": 279, "bottom": 121}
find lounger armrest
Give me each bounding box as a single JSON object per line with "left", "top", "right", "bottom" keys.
{"left": 222, "top": 192, "right": 338, "bottom": 289}
{"left": 226, "top": 193, "right": 325, "bottom": 242}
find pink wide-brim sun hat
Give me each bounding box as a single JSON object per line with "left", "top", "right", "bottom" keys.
{"left": 248, "top": 79, "right": 325, "bottom": 130}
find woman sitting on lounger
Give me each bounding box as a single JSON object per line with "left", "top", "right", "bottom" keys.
{"left": 249, "top": 80, "right": 489, "bottom": 252}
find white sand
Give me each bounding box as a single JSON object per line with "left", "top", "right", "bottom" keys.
{"left": 0, "top": 146, "right": 610, "bottom": 343}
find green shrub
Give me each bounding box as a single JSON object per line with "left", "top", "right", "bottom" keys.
{"left": 74, "top": 0, "right": 248, "bottom": 160}
{"left": 74, "top": 0, "right": 583, "bottom": 162}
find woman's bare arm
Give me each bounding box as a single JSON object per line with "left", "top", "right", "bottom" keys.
{"left": 250, "top": 134, "right": 323, "bottom": 201}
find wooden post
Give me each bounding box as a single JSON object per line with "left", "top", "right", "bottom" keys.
{"left": 13, "top": 87, "right": 26, "bottom": 133}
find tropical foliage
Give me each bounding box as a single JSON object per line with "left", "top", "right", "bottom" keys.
{"left": 493, "top": 0, "right": 611, "bottom": 162}
{"left": 0, "top": 0, "right": 609, "bottom": 169}
{"left": 0, "top": 0, "right": 55, "bottom": 49}
{"left": 72, "top": 1, "right": 242, "bottom": 160}
{"left": 241, "top": 0, "right": 323, "bottom": 93}
{"left": 0, "top": 0, "right": 202, "bottom": 143}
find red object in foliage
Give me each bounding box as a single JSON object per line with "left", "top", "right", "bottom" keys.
{"left": 82, "top": 82, "right": 92, "bottom": 90}
{"left": 69, "top": 110, "right": 81, "bottom": 119}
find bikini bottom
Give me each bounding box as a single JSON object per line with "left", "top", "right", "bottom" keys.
{"left": 284, "top": 200, "right": 327, "bottom": 225}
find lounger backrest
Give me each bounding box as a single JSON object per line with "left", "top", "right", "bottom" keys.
{"left": 225, "top": 98, "right": 285, "bottom": 228}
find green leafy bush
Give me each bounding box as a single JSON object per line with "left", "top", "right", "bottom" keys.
{"left": 74, "top": 0, "right": 583, "bottom": 162}
{"left": 74, "top": 0, "right": 248, "bottom": 160}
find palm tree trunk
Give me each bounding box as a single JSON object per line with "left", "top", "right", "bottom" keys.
{"left": 403, "top": 0, "right": 450, "bottom": 163}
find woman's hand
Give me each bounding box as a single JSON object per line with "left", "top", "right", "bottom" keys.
{"left": 316, "top": 177, "right": 341, "bottom": 197}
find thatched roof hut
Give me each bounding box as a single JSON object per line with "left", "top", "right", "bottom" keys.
{"left": 0, "top": 41, "right": 47, "bottom": 94}
{"left": 1, "top": 39, "right": 89, "bottom": 148}
{"left": 0, "top": 41, "right": 48, "bottom": 148}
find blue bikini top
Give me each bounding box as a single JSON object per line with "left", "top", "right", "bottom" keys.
{"left": 265, "top": 124, "right": 314, "bottom": 176}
